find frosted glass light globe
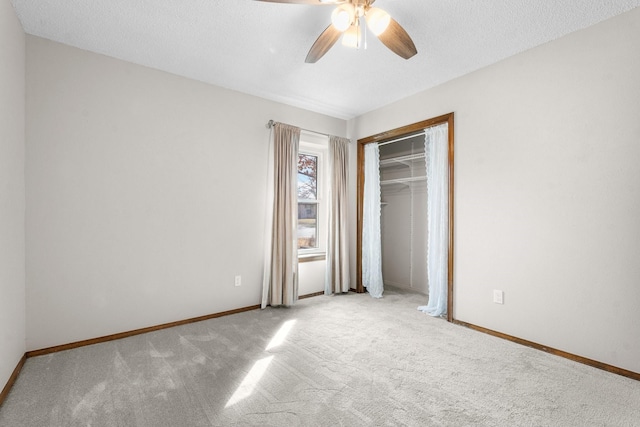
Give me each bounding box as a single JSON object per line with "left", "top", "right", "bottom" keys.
{"left": 331, "top": 5, "right": 354, "bottom": 32}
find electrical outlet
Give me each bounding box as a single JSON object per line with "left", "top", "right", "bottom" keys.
{"left": 234, "top": 275, "right": 241, "bottom": 287}
{"left": 493, "top": 290, "right": 504, "bottom": 304}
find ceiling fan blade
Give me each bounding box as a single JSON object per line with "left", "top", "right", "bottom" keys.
{"left": 254, "top": 0, "right": 343, "bottom": 4}
{"left": 377, "top": 18, "right": 417, "bottom": 60}
{"left": 305, "top": 25, "right": 342, "bottom": 63}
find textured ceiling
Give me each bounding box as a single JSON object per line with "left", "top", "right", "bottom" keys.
{"left": 10, "top": 0, "right": 640, "bottom": 119}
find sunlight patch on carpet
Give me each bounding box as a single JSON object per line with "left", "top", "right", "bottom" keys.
{"left": 225, "top": 356, "right": 274, "bottom": 408}
{"left": 265, "top": 319, "right": 297, "bottom": 351}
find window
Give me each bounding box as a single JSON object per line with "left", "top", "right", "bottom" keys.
{"left": 297, "top": 153, "right": 318, "bottom": 249}
{"left": 297, "top": 132, "right": 328, "bottom": 256}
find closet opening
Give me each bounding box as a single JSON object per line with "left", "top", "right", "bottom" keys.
{"left": 356, "top": 113, "right": 455, "bottom": 321}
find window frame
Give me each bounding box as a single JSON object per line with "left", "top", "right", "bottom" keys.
{"left": 297, "top": 132, "right": 328, "bottom": 258}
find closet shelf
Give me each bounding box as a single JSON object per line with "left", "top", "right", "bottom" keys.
{"left": 380, "top": 176, "right": 426, "bottom": 186}
{"left": 379, "top": 153, "right": 425, "bottom": 169}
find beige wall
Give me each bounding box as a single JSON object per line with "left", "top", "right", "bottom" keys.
{"left": 353, "top": 8, "right": 640, "bottom": 373}
{"left": 0, "top": 0, "right": 26, "bottom": 389}
{"left": 25, "top": 36, "right": 346, "bottom": 350}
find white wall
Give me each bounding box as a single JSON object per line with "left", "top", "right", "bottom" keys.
{"left": 298, "top": 260, "right": 326, "bottom": 296}
{"left": 25, "top": 36, "right": 346, "bottom": 351}
{"left": 380, "top": 183, "right": 427, "bottom": 293}
{"left": 0, "top": 0, "right": 26, "bottom": 390}
{"left": 353, "top": 8, "right": 640, "bottom": 373}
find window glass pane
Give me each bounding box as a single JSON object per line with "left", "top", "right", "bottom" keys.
{"left": 298, "top": 203, "right": 317, "bottom": 249}
{"left": 298, "top": 154, "right": 317, "bottom": 200}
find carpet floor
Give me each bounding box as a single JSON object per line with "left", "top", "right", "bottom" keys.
{"left": 1, "top": 288, "right": 639, "bottom": 426}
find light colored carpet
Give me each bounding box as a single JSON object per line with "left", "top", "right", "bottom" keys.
{"left": 1, "top": 288, "right": 639, "bottom": 426}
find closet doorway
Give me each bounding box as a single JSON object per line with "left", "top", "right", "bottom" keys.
{"left": 356, "top": 113, "right": 455, "bottom": 321}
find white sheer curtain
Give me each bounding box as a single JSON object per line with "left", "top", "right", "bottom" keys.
{"left": 261, "top": 123, "right": 300, "bottom": 308}
{"left": 362, "top": 143, "right": 384, "bottom": 298}
{"left": 325, "top": 136, "right": 351, "bottom": 295}
{"left": 418, "top": 123, "right": 449, "bottom": 317}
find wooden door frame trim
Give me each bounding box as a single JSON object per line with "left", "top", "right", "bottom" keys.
{"left": 356, "top": 112, "right": 455, "bottom": 322}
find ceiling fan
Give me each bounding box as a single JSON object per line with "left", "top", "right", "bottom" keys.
{"left": 256, "top": 0, "right": 417, "bottom": 63}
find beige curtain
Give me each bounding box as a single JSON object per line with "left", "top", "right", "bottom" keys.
{"left": 325, "top": 136, "right": 351, "bottom": 294}
{"left": 262, "top": 123, "right": 300, "bottom": 307}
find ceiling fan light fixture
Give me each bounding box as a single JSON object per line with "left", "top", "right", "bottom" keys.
{"left": 365, "top": 7, "right": 391, "bottom": 36}
{"left": 331, "top": 4, "right": 354, "bottom": 32}
{"left": 341, "top": 24, "right": 360, "bottom": 48}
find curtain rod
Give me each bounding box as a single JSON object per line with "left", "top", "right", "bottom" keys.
{"left": 266, "top": 120, "right": 347, "bottom": 141}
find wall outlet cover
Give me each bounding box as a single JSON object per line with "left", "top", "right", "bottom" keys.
{"left": 493, "top": 290, "right": 504, "bottom": 304}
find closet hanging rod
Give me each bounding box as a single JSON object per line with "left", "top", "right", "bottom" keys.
{"left": 377, "top": 131, "right": 426, "bottom": 147}
{"left": 266, "top": 120, "right": 346, "bottom": 141}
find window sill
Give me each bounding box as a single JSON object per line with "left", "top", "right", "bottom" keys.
{"left": 298, "top": 253, "right": 326, "bottom": 263}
